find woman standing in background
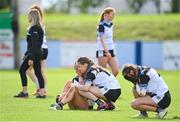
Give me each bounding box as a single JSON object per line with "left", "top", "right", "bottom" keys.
{"left": 96, "top": 7, "right": 119, "bottom": 77}
{"left": 26, "top": 5, "right": 48, "bottom": 96}
{"left": 14, "top": 9, "right": 46, "bottom": 98}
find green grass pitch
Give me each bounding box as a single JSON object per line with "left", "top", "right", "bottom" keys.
{"left": 0, "top": 69, "right": 180, "bottom": 121}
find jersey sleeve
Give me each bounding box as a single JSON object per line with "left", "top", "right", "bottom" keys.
{"left": 139, "top": 70, "right": 150, "bottom": 84}
{"left": 29, "top": 26, "right": 44, "bottom": 60}
{"left": 138, "top": 70, "right": 150, "bottom": 95}
{"left": 97, "top": 24, "right": 105, "bottom": 37}
{"left": 85, "top": 70, "right": 96, "bottom": 85}
{"left": 72, "top": 77, "right": 79, "bottom": 83}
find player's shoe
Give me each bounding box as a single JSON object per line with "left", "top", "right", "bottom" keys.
{"left": 106, "top": 102, "right": 115, "bottom": 110}
{"left": 156, "top": 109, "right": 168, "bottom": 119}
{"left": 36, "top": 94, "right": 46, "bottom": 98}
{"left": 51, "top": 103, "right": 57, "bottom": 107}
{"left": 49, "top": 103, "right": 63, "bottom": 110}
{"left": 32, "top": 89, "right": 40, "bottom": 96}
{"left": 132, "top": 111, "right": 148, "bottom": 118}
{"left": 97, "top": 102, "right": 109, "bottom": 110}
{"left": 14, "top": 91, "right": 29, "bottom": 98}
{"left": 88, "top": 99, "right": 95, "bottom": 110}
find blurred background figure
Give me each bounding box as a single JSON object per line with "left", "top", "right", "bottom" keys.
{"left": 96, "top": 7, "right": 119, "bottom": 77}
{"left": 14, "top": 9, "right": 46, "bottom": 98}
{"left": 25, "top": 5, "right": 48, "bottom": 96}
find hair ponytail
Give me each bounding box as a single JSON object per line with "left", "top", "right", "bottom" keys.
{"left": 77, "top": 57, "right": 94, "bottom": 66}
{"left": 28, "top": 9, "right": 42, "bottom": 28}
{"left": 99, "top": 7, "right": 115, "bottom": 22}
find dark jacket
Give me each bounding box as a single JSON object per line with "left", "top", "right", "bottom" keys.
{"left": 25, "top": 25, "right": 44, "bottom": 60}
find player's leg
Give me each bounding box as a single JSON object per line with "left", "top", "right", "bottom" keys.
{"left": 89, "top": 86, "right": 107, "bottom": 100}
{"left": 153, "top": 91, "right": 171, "bottom": 118}
{"left": 14, "top": 57, "right": 29, "bottom": 97}
{"left": 89, "top": 86, "right": 121, "bottom": 110}
{"left": 51, "top": 85, "right": 88, "bottom": 110}
{"left": 61, "top": 80, "right": 72, "bottom": 93}
{"left": 40, "top": 60, "right": 48, "bottom": 93}
{"left": 108, "top": 57, "right": 119, "bottom": 77}
{"left": 96, "top": 50, "right": 108, "bottom": 68}
{"left": 131, "top": 95, "right": 170, "bottom": 119}
{"left": 26, "top": 66, "right": 38, "bottom": 84}
{"left": 68, "top": 88, "right": 89, "bottom": 110}
{"left": 132, "top": 86, "right": 148, "bottom": 117}
{"left": 60, "top": 85, "right": 76, "bottom": 105}
{"left": 131, "top": 96, "right": 158, "bottom": 111}
{"left": 26, "top": 66, "right": 39, "bottom": 95}
{"left": 33, "top": 59, "right": 46, "bottom": 98}
{"left": 77, "top": 88, "right": 106, "bottom": 110}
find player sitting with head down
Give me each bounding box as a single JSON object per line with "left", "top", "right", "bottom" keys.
{"left": 49, "top": 65, "right": 94, "bottom": 110}
{"left": 73, "top": 57, "right": 121, "bottom": 110}
{"left": 122, "top": 64, "right": 171, "bottom": 119}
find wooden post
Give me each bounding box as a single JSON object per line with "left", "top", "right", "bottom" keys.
{"left": 11, "top": 0, "right": 19, "bottom": 69}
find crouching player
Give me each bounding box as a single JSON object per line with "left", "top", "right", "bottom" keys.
{"left": 122, "top": 64, "right": 171, "bottom": 119}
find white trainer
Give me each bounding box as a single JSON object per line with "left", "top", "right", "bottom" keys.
{"left": 157, "top": 109, "right": 168, "bottom": 119}
{"left": 49, "top": 103, "right": 62, "bottom": 110}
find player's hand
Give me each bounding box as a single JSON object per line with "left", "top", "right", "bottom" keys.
{"left": 105, "top": 52, "right": 112, "bottom": 59}
{"left": 28, "top": 60, "right": 34, "bottom": 66}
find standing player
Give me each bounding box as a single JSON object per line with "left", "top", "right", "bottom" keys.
{"left": 25, "top": 5, "right": 48, "bottom": 96}
{"left": 122, "top": 64, "right": 171, "bottom": 119}
{"left": 14, "top": 9, "right": 46, "bottom": 98}
{"left": 96, "top": 7, "right": 119, "bottom": 77}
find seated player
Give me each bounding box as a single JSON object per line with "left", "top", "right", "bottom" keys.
{"left": 73, "top": 57, "right": 121, "bottom": 110}
{"left": 49, "top": 65, "right": 94, "bottom": 110}
{"left": 121, "top": 64, "right": 171, "bottom": 119}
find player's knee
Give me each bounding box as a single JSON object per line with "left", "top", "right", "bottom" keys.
{"left": 69, "top": 85, "right": 75, "bottom": 92}
{"left": 131, "top": 100, "right": 139, "bottom": 109}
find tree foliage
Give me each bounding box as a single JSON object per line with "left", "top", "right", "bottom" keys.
{"left": 45, "top": 0, "right": 106, "bottom": 13}
{"left": 171, "top": 0, "right": 180, "bottom": 13}
{"left": 127, "top": 0, "right": 160, "bottom": 13}
{"left": 70, "top": 0, "right": 105, "bottom": 13}
{"left": 0, "top": 0, "right": 10, "bottom": 9}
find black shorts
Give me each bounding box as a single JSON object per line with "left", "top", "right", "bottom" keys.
{"left": 104, "top": 89, "right": 121, "bottom": 102}
{"left": 42, "top": 48, "right": 48, "bottom": 60}
{"left": 151, "top": 91, "right": 171, "bottom": 109}
{"left": 96, "top": 50, "right": 115, "bottom": 58}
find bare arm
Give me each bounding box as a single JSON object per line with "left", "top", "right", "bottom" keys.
{"left": 75, "top": 84, "right": 91, "bottom": 92}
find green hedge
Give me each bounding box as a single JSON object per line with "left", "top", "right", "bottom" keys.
{"left": 20, "top": 14, "right": 180, "bottom": 41}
